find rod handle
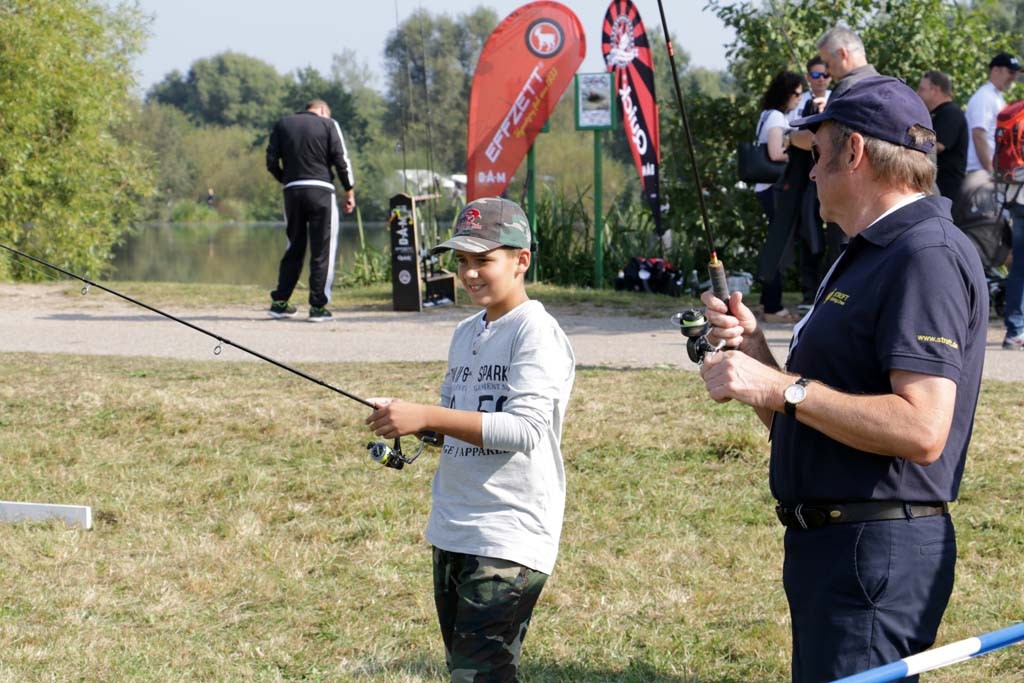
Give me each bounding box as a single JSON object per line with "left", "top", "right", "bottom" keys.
{"left": 708, "top": 259, "right": 730, "bottom": 306}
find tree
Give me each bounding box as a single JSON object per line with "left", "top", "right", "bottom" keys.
{"left": 115, "top": 102, "right": 197, "bottom": 205}
{"left": 381, "top": 7, "right": 498, "bottom": 174}
{"left": 180, "top": 125, "right": 281, "bottom": 219}
{"left": 976, "top": 0, "right": 1024, "bottom": 66}
{"left": 148, "top": 52, "right": 289, "bottom": 129}
{"left": 328, "top": 50, "right": 401, "bottom": 220}
{"left": 0, "top": 0, "right": 153, "bottom": 280}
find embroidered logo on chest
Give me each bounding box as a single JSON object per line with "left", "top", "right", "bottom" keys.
{"left": 823, "top": 289, "right": 850, "bottom": 306}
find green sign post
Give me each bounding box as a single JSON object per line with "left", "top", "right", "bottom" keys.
{"left": 574, "top": 72, "right": 617, "bottom": 288}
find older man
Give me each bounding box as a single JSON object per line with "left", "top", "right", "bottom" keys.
{"left": 817, "top": 25, "right": 877, "bottom": 96}
{"left": 700, "top": 77, "right": 988, "bottom": 683}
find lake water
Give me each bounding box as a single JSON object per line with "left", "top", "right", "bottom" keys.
{"left": 110, "top": 221, "right": 390, "bottom": 284}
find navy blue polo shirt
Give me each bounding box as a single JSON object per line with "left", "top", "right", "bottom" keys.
{"left": 770, "top": 195, "right": 987, "bottom": 504}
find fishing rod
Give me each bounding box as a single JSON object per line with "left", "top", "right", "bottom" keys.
{"left": 0, "top": 242, "right": 434, "bottom": 469}
{"left": 416, "top": 0, "right": 441, "bottom": 248}
{"left": 655, "top": 0, "right": 730, "bottom": 364}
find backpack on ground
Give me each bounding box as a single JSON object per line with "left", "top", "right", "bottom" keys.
{"left": 614, "top": 257, "right": 685, "bottom": 296}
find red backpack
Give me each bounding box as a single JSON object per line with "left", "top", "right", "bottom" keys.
{"left": 994, "top": 100, "right": 1024, "bottom": 182}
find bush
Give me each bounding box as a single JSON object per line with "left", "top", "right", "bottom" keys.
{"left": 0, "top": 0, "right": 153, "bottom": 281}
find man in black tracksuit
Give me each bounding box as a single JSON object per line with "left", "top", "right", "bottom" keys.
{"left": 266, "top": 98, "right": 355, "bottom": 322}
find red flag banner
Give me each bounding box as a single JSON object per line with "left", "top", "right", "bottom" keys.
{"left": 466, "top": 1, "right": 585, "bottom": 201}
{"left": 602, "top": 0, "right": 662, "bottom": 234}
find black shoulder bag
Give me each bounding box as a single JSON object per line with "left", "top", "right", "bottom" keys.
{"left": 737, "top": 111, "right": 786, "bottom": 184}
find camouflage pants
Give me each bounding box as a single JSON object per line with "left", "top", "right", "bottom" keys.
{"left": 432, "top": 547, "right": 549, "bottom": 683}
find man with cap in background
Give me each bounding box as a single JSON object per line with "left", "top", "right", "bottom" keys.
{"left": 965, "top": 53, "right": 1020, "bottom": 178}
{"left": 697, "top": 76, "right": 988, "bottom": 682}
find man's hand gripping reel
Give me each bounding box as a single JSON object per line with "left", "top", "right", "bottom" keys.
{"left": 671, "top": 257, "right": 730, "bottom": 364}
{"left": 367, "top": 431, "right": 440, "bottom": 470}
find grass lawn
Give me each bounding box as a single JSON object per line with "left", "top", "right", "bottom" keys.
{"left": 1, "top": 343, "right": 1022, "bottom": 680}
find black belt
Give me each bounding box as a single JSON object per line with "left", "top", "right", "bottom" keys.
{"left": 775, "top": 501, "right": 949, "bottom": 530}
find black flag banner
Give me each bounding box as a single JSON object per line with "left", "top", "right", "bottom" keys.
{"left": 602, "top": 0, "right": 663, "bottom": 235}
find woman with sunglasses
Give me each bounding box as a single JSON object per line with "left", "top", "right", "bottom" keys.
{"left": 776, "top": 56, "right": 836, "bottom": 310}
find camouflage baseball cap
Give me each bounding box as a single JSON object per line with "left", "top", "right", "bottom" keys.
{"left": 431, "top": 197, "right": 532, "bottom": 254}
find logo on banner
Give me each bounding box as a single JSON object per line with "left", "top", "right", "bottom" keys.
{"left": 605, "top": 15, "right": 637, "bottom": 67}
{"left": 526, "top": 19, "right": 564, "bottom": 57}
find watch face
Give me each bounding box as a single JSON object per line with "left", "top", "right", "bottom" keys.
{"left": 784, "top": 384, "right": 807, "bottom": 404}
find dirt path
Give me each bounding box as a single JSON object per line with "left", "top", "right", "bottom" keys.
{"left": 1, "top": 283, "right": 1021, "bottom": 380}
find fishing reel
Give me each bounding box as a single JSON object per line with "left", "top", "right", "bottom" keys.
{"left": 367, "top": 431, "right": 440, "bottom": 470}
{"left": 670, "top": 308, "right": 724, "bottom": 364}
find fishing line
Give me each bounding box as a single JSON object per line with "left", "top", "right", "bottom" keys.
{"left": 394, "top": 0, "right": 411, "bottom": 194}
{"left": 655, "top": 0, "right": 733, "bottom": 364}
{"left": 416, "top": 0, "right": 440, "bottom": 246}
{"left": 0, "top": 243, "right": 374, "bottom": 408}
{"left": 654, "top": 0, "right": 728, "bottom": 299}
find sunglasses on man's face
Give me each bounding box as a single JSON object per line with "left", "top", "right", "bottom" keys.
{"left": 809, "top": 70, "right": 830, "bottom": 79}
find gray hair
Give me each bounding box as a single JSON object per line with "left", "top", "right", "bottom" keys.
{"left": 826, "top": 122, "right": 936, "bottom": 194}
{"left": 817, "top": 26, "right": 866, "bottom": 57}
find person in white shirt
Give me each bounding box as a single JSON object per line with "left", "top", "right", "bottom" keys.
{"left": 965, "top": 53, "right": 1020, "bottom": 176}
{"left": 366, "top": 197, "right": 575, "bottom": 682}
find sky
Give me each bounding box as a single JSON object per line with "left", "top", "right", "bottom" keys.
{"left": 129, "top": 0, "right": 734, "bottom": 93}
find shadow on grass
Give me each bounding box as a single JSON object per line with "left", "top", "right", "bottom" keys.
{"left": 521, "top": 659, "right": 778, "bottom": 682}
{"left": 372, "top": 656, "right": 776, "bottom": 683}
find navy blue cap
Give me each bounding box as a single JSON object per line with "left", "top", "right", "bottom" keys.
{"left": 990, "top": 52, "right": 1021, "bottom": 71}
{"left": 790, "top": 75, "right": 935, "bottom": 153}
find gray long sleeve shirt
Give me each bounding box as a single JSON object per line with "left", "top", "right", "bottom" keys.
{"left": 425, "top": 300, "right": 575, "bottom": 574}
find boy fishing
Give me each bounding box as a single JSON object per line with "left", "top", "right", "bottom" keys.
{"left": 366, "top": 197, "right": 575, "bottom": 682}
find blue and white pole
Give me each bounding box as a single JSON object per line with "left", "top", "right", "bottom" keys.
{"left": 830, "top": 622, "right": 1024, "bottom": 683}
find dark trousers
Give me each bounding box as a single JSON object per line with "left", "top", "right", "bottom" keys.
{"left": 433, "top": 548, "right": 548, "bottom": 683}
{"left": 797, "top": 237, "right": 822, "bottom": 306}
{"left": 757, "top": 188, "right": 784, "bottom": 313}
{"left": 1005, "top": 204, "right": 1024, "bottom": 337}
{"left": 783, "top": 514, "right": 956, "bottom": 683}
{"left": 271, "top": 186, "right": 338, "bottom": 308}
